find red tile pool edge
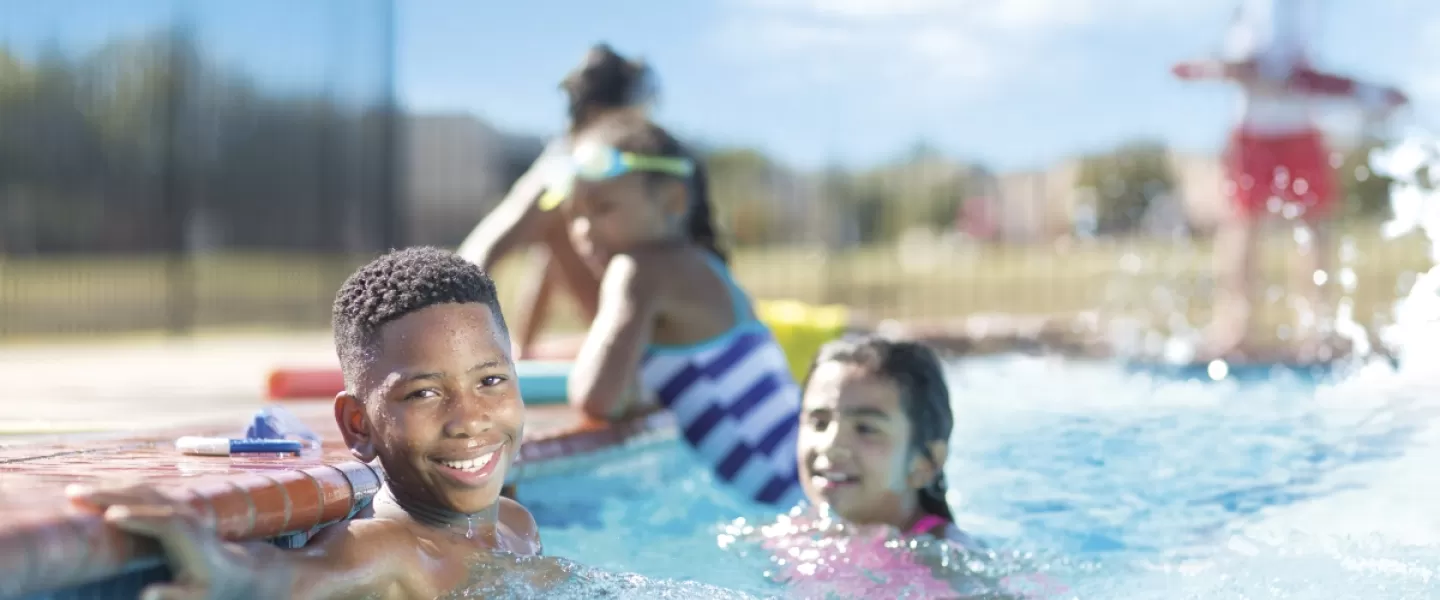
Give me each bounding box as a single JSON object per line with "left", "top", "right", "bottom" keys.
{"left": 0, "top": 404, "right": 672, "bottom": 598}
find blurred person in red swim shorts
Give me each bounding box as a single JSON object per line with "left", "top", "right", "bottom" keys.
{"left": 1172, "top": 0, "right": 1407, "bottom": 361}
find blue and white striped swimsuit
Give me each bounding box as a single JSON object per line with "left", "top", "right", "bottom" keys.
{"left": 638, "top": 256, "right": 804, "bottom": 507}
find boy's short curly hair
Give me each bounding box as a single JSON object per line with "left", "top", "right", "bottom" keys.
{"left": 332, "top": 246, "right": 508, "bottom": 389}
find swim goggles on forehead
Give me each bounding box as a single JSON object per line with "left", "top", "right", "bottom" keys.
{"left": 537, "top": 142, "right": 695, "bottom": 211}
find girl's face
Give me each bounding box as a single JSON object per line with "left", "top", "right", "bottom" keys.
{"left": 798, "top": 361, "right": 937, "bottom": 529}
{"left": 563, "top": 148, "right": 688, "bottom": 273}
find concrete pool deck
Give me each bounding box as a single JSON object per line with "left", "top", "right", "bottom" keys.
{"left": 0, "top": 333, "right": 338, "bottom": 438}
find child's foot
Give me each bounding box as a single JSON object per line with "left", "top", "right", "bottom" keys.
{"left": 1196, "top": 319, "right": 1250, "bottom": 363}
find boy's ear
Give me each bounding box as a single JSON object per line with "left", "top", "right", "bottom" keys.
{"left": 334, "top": 391, "right": 377, "bottom": 463}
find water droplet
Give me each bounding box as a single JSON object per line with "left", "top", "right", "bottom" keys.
{"left": 1293, "top": 226, "right": 1313, "bottom": 247}
{"left": 1340, "top": 268, "right": 1358, "bottom": 292}
{"left": 1341, "top": 237, "right": 1359, "bottom": 263}
{"left": 1119, "top": 253, "right": 1143, "bottom": 273}
{"left": 1207, "top": 360, "right": 1229, "bottom": 381}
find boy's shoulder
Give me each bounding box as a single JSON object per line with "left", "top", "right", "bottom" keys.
{"left": 318, "top": 498, "right": 540, "bottom": 555}
{"left": 309, "top": 512, "right": 418, "bottom": 556}
{"left": 499, "top": 496, "right": 543, "bottom": 556}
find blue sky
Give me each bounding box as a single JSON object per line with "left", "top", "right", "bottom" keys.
{"left": 3, "top": 0, "right": 1437, "bottom": 171}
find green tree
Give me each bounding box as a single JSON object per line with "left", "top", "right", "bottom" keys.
{"left": 0, "top": 30, "right": 396, "bottom": 254}
{"left": 706, "top": 148, "right": 782, "bottom": 246}
{"left": 1337, "top": 142, "right": 1396, "bottom": 220}
{"left": 1074, "top": 140, "right": 1176, "bottom": 234}
{"left": 859, "top": 143, "right": 974, "bottom": 240}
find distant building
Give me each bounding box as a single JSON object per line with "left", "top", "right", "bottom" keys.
{"left": 993, "top": 160, "right": 1084, "bottom": 242}
{"left": 402, "top": 113, "right": 545, "bottom": 246}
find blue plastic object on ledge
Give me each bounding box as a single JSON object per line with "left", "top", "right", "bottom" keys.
{"left": 246, "top": 405, "right": 323, "bottom": 447}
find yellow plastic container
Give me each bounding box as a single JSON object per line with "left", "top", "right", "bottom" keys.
{"left": 755, "top": 299, "right": 851, "bottom": 384}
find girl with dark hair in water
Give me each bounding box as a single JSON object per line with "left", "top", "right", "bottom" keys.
{"left": 796, "top": 336, "right": 970, "bottom": 543}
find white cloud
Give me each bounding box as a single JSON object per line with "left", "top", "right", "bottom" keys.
{"left": 717, "top": 0, "right": 1208, "bottom": 95}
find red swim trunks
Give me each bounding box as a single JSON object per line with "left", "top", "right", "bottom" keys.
{"left": 1224, "top": 127, "right": 1337, "bottom": 220}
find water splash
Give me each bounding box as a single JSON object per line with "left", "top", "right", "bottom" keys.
{"left": 716, "top": 507, "right": 1065, "bottom": 599}
{"left": 1069, "top": 532, "right": 1440, "bottom": 599}
{"left": 446, "top": 554, "right": 761, "bottom": 599}
{"left": 1368, "top": 128, "right": 1440, "bottom": 370}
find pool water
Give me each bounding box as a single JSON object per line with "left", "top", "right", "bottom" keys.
{"left": 511, "top": 355, "right": 1440, "bottom": 598}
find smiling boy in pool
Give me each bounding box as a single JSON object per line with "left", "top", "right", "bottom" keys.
{"left": 69, "top": 247, "right": 557, "bottom": 599}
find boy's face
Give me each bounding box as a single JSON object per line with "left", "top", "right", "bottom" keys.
{"left": 338, "top": 302, "right": 523, "bottom": 516}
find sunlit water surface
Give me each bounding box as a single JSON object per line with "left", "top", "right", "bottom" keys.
{"left": 455, "top": 355, "right": 1440, "bottom": 599}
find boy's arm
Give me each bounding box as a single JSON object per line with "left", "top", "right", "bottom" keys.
{"left": 567, "top": 253, "right": 659, "bottom": 420}
{"left": 70, "top": 486, "right": 411, "bottom": 600}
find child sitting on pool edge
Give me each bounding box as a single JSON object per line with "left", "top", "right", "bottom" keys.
{"left": 69, "top": 247, "right": 561, "bottom": 599}
{"left": 544, "top": 113, "right": 804, "bottom": 508}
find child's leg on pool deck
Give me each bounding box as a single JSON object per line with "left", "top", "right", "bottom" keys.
{"left": 1203, "top": 128, "right": 1295, "bottom": 360}
{"left": 1204, "top": 208, "right": 1260, "bottom": 359}
{"left": 1287, "top": 132, "right": 1341, "bottom": 357}
{"left": 1292, "top": 217, "right": 1334, "bottom": 343}
{"left": 1228, "top": 129, "right": 1335, "bottom": 359}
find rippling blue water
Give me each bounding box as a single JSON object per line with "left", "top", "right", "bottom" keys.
{"left": 514, "top": 355, "right": 1440, "bottom": 598}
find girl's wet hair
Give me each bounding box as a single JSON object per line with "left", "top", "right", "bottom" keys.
{"left": 580, "top": 115, "right": 727, "bottom": 263}
{"left": 802, "top": 336, "right": 955, "bottom": 523}
{"left": 561, "top": 43, "right": 657, "bottom": 130}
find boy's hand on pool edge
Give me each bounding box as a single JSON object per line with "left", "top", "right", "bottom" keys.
{"left": 67, "top": 484, "right": 267, "bottom": 600}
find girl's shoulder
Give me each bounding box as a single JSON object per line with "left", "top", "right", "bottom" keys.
{"left": 614, "top": 245, "right": 717, "bottom": 282}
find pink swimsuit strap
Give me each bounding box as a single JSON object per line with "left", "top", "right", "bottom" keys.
{"left": 908, "top": 514, "right": 948, "bottom": 536}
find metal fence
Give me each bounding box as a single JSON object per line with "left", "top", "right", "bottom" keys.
{"left": 1, "top": 1, "right": 401, "bottom": 336}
